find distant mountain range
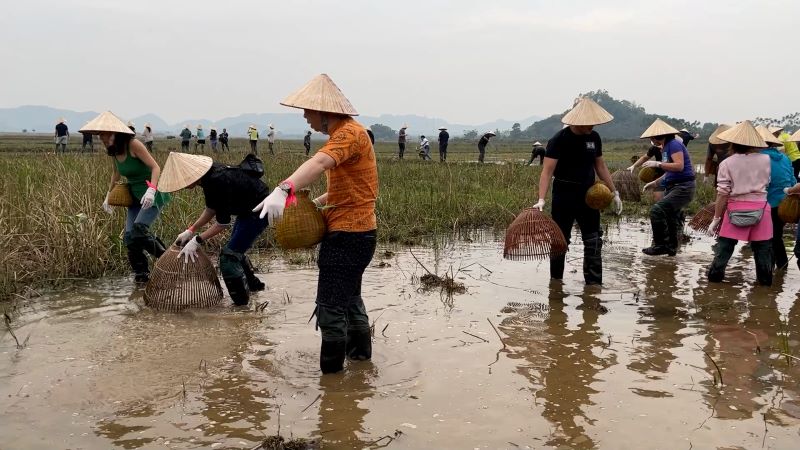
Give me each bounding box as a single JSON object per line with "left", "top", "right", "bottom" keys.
{"left": 0, "top": 105, "right": 541, "bottom": 138}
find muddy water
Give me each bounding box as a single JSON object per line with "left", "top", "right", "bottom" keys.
{"left": 2, "top": 222, "right": 800, "bottom": 449}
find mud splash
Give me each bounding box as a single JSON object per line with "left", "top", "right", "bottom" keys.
{"left": 2, "top": 222, "right": 799, "bottom": 449}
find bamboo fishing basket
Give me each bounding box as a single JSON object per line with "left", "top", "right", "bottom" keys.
{"left": 274, "top": 190, "right": 326, "bottom": 249}
{"left": 688, "top": 202, "right": 718, "bottom": 235}
{"left": 778, "top": 195, "right": 800, "bottom": 224}
{"left": 144, "top": 245, "right": 223, "bottom": 311}
{"left": 107, "top": 181, "right": 133, "bottom": 207}
{"left": 638, "top": 166, "right": 662, "bottom": 183}
{"left": 585, "top": 182, "right": 614, "bottom": 210}
{"left": 611, "top": 169, "right": 641, "bottom": 202}
{"left": 503, "top": 208, "right": 568, "bottom": 261}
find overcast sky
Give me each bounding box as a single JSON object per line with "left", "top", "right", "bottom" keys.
{"left": 2, "top": 0, "right": 798, "bottom": 125}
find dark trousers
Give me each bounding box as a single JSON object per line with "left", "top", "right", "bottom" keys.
{"left": 181, "top": 140, "right": 190, "bottom": 151}
{"left": 219, "top": 214, "right": 269, "bottom": 305}
{"left": 527, "top": 149, "right": 545, "bottom": 165}
{"left": 221, "top": 140, "right": 229, "bottom": 151}
{"left": 249, "top": 140, "right": 258, "bottom": 155}
{"left": 439, "top": 143, "right": 448, "bottom": 162}
{"left": 649, "top": 180, "right": 695, "bottom": 251}
{"left": 793, "top": 159, "right": 800, "bottom": 181}
{"left": 398, "top": 143, "right": 405, "bottom": 159}
{"left": 268, "top": 142, "right": 274, "bottom": 155}
{"left": 771, "top": 207, "right": 788, "bottom": 270}
{"left": 550, "top": 181, "right": 602, "bottom": 284}
{"left": 478, "top": 145, "right": 486, "bottom": 163}
{"left": 316, "top": 231, "right": 377, "bottom": 372}
{"left": 708, "top": 237, "right": 773, "bottom": 286}
{"left": 304, "top": 143, "right": 311, "bottom": 156}
{"left": 145, "top": 141, "right": 153, "bottom": 152}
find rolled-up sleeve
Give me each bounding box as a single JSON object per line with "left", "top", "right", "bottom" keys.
{"left": 716, "top": 160, "right": 732, "bottom": 196}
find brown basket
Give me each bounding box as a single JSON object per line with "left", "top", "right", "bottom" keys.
{"left": 275, "top": 190, "right": 326, "bottom": 249}
{"left": 611, "top": 169, "right": 641, "bottom": 202}
{"left": 503, "top": 208, "right": 568, "bottom": 261}
{"left": 688, "top": 202, "right": 719, "bottom": 235}
{"left": 638, "top": 166, "right": 663, "bottom": 183}
{"left": 144, "top": 245, "right": 223, "bottom": 311}
{"left": 108, "top": 181, "right": 133, "bottom": 207}
{"left": 778, "top": 195, "right": 800, "bottom": 224}
{"left": 585, "top": 182, "right": 613, "bottom": 210}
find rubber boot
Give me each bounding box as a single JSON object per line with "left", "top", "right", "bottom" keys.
{"left": 131, "top": 223, "right": 166, "bottom": 258}
{"left": 751, "top": 240, "right": 773, "bottom": 286}
{"left": 220, "top": 248, "right": 250, "bottom": 305}
{"left": 643, "top": 203, "right": 676, "bottom": 256}
{"left": 707, "top": 237, "right": 736, "bottom": 282}
{"left": 550, "top": 254, "right": 566, "bottom": 280}
{"left": 320, "top": 340, "right": 346, "bottom": 374}
{"left": 223, "top": 276, "right": 250, "bottom": 306}
{"left": 241, "top": 256, "right": 265, "bottom": 292}
{"left": 346, "top": 329, "right": 372, "bottom": 361}
{"left": 126, "top": 244, "right": 150, "bottom": 283}
{"left": 583, "top": 232, "right": 603, "bottom": 285}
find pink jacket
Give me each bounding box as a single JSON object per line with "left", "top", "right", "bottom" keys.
{"left": 716, "top": 153, "right": 770, "bottom": 202}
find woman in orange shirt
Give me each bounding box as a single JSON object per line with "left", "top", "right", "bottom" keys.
{"left": 253, "top": 74, "right": 378, "bottom": 374}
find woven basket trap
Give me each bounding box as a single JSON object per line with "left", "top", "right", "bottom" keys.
{"left": 275, "top": 190, "right": 326, "bottom": 250}
{"left": 611, "top": 169, "right": 640, "bottom": 202}
{"left": 503, "top": 208, "right": 568, "bottom": 261}
{"left": 688, "top": 202, "right": 718, "bottom": 235}
{"left": 144, "top": 245, "right": 223, "bottom": 311}
{"left": 108, "top": 181, "right": 133, "bottom": 207}
{"left": 778, "top": 195, "right": 800, "bottom": 224}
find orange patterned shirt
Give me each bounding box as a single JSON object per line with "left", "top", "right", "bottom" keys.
{"left": 318, "top": 117, "right": 378, "bottom": 232}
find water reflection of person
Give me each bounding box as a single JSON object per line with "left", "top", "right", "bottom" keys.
{"left": 315, "top": 363, "right": 376, "bottom": 447}
{"left": 627, "top": 260, "right": 685, "bottom": 375}
{"left": 502, "top": 284, "right": 613, "bottom": 449}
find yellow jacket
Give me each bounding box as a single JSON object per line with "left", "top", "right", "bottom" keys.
{"left": 780, "top": 132, "right": 800, "bottom": 162}
{"left": 248, "top": 129, "right": 259, "bottom": 141}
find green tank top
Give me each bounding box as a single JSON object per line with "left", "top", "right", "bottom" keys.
{"left": 114, "top": 147, "right": 170, "bottom": 208}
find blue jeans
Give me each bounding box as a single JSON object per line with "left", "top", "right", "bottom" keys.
{"left": 226, "top": 214, "right": 269, "bottom": 253}
{"left": 125, "top": 203, "right": 162, "bottom": 236}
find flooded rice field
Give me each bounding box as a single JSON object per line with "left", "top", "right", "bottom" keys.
{"left": 2, "top": 221, "right": 800, "bottom": 449}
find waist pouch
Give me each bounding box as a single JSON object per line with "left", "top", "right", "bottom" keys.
{"left": 728, "top": 203, "right": 766, "bottom": 227}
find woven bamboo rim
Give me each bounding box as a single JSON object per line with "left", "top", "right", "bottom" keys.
{"left": 107, "top": 181, "right": 133, "bottom": 207}
{"left": 504, "top": 208, "right": 568, "bottom": 261}
{"left": 144, "top": 245, "right": 223, "bottom": 311}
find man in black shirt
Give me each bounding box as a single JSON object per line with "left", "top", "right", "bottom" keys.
{"left": 477, "top": 131, "right": 495, "bottom": 163}
{"left": 54, "top": 119, "right": 69, "bottom": 153}
{"left": 527, "top": 141, "right": 546, "bottom": 165}
{"left": 534, "top": 98, "right": 622, "bottom": 285}
{"left": 438, "top": 127, "right": 449, "bottom": 162}
{"left": 304, "top": 131, "right": 312, "bottom": 155}
{"left": 159, "top": 152, "right": 270, "bottom": 306}
{"left": 220, "top": 128, "right": 230, "bottom": 151}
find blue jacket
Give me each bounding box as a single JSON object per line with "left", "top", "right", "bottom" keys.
{"left": 761, "top": 147, "right": 794, "bottom": 207}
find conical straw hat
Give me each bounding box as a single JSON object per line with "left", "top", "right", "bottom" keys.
{"left": 768, "top": 125, "right": 784, "bottom": 134}
{"left": 159, "top": 152, "right": 214, "bottom": 193}
{"left": 79, "top": 111, "right": 134, "bottom": 135}
{"left": 790, "top": 129, "right": 800, "bottom": 142}
{"left": 561, "top": 97, "right": 613, "bottom": 126}
{"left": 708, "top": 124, "right": 731, "bottom": 145}
{"left": 640, "top": 118, "right": 680, "bottom": 139}
{"left": 716, "top": 120, "right": 767, "bottom": 148}
{"left": 755, "top": 125, "right": 782, "bottom": 146}
{"left": 280, "top": 73, "right": 358, "bottom": 116}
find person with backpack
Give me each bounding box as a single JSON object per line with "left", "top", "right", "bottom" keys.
{"left": 180, "top": 125, "right": 192, "bottom": 151}
{"left": 158, "top": 151, "right": 269, "bottom": 306}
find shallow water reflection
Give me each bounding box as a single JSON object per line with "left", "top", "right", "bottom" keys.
{"left": 1, "top": 221, "right": 799, "bottom": 449}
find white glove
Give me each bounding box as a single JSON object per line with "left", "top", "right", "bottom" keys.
{"left": 533, "top": 198, "right": 545, "bottom": 211}
{"left": 178, "top": 236, "right": 201, "bottom": 263}
{"left": 783, "top": 187, "right": 790, "bottom": 195}
{"left": 612, "top": 191, "right": 622, "bottom": 215}
{"left": 642, "top": 180, "right": 657, "bottom": 192}
{"left": 175, "top": 229, "right": 194, "bottom": 246}
{"left": 641, "top": 160, "right": 661, "bottom": 169}
{"left": 252, "top": 187, "right": 289, "bottom": 223}
{"left": 626, "top": 165, "right": 636, "bottom": 173}
{"left": 707, "top": 217, "right": 722, "bottom": 237}
{"left": 102, "top": 192, "right": 113, "bottom": 214}
{"left": 140, "top": 187, "right": 157, "bottom": 209}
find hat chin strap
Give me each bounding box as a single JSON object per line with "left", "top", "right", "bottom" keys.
{"left": 320, "top": 113, "right": 329, "bottom": 134}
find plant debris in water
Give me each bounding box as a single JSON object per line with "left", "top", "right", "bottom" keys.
{"left": 420, "top": 273, "right": 466, "bottom": 295}
{"left": 254, "top": 435, "right": 319, "bottom": 450}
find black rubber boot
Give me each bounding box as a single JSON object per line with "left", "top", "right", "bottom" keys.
{"left": 346, "top": 329, "right": 372, "bottom": 361}
{"left": 126, "top": 244, "right": 150, "bottom": 283}
{"left": 751, "top": 240, "right": 773, "bottom": 286}
{"left": 131, "top": 223, "right": 166, "bottom": 258}
{"left": 583, "top": 233, "right": 603, "bottom": 285}
{"left": 645, "top": 203, "right": 676, "bottom": 256}
{"left": 550, "top": 254, "right": 566, "bottom": 280}
{"left": 320, "top": 340, "right": 346, "bottom": 374}
{"left": 223, "top": 276, "right": 250, "bottom": 306}
{"left": 707, "top": 237, "right": 737, "bottom": 282}
{"left": 242, "top": 256, "right": 265, "bottom": 292}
